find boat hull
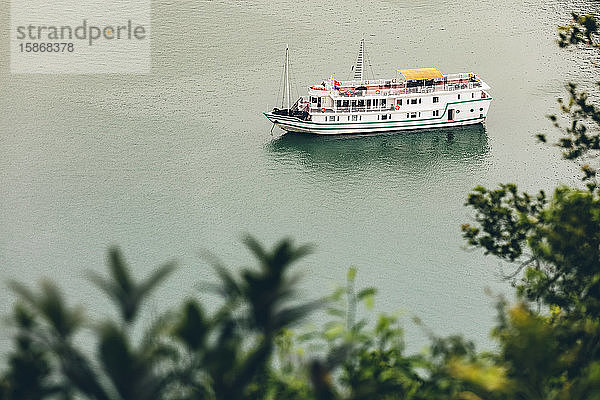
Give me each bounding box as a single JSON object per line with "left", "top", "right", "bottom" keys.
{"left": 264, "top": 112, "right": 487, "bottom": 135}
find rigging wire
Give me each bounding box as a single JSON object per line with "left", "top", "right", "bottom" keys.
{"left": 364, "top": 41, "right": 376, "bottom": 80}
{"left": 368, "top": 52, "right": 376, "bottom": 80}
{"left": 275, "top": 49, "right": 286, "bottom": 109}
{"left": 348, "top": 39, "right": 359, "bottom": 80}
{"left": 288, "top": 50, "right": 301, "bottom": 108}
{"left": 346, "top": 38, "right": 375, "bottom": 81}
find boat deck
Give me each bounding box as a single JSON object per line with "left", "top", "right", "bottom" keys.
{"left": 302, "top": 80, "right": 491, "bottom": 114}
{"left": 311, "top": 75, "right": 486, "bottom": 99}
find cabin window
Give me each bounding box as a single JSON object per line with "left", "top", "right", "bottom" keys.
{"left": 337, "top": 116, "right": 340, "bottom": 121}
{"left": 411, "top": 98, "right": 417, "bottom": 104}
{"left": 480, "top": 114, "right": 483, "bottom": 118}
{"left": 329, "top": 116, "right": 335, "bottom": 121}
{"left": 410, "top": 113, "right": 417, "bottom": 118}
{"left": 374, "top": 99, "right": 379, "bottom": 107}
{"left": 458, "top": 94, "right": 461, "bottom": 99}
{"left": 359, "top": 116, "right": 362, "bottom": 120}
{"left": 418, "top": 98, "right": 422, "bottom": 104}
{"left": 433, "top": 96, "right": 439, "bottom": 103}
{"left": 367, "top": 99, "right": 371, "bottom": 107}
{"left": 336, "top": 100, "right": 342, "bottom": 107}
{"left": 389, "top": 114, "right": 392, "bottom": 119}
{"left": 311, "top": 97, "right": 317, "bottom": 103}
{"left": 352, "top": 115, "right": 358, "bottom": 121}
{"left": 397, "top": 99, "right": 402, "bottom": 106}
{"left": 381, "top": 99, "right": 386, "bottom": 107}
{"left": 406, "top": 113, "right": 409, "bottom": 118}
{"left": 358, "top": 99, "right": 365, "bottom": 107}
{"left": 433, "top": 110, "right": 440, "bottom": 117}
{"left": 381, "top": 114, "right": 388, "bottom": 120}
{"left": 343, "top": 100, "right": 349, "bottom": 107}
{"left": 471, "top": 93, "right": 474, "bottom": 98}
{"left": 418, "top": 112, "right": 421, "bottom": 117}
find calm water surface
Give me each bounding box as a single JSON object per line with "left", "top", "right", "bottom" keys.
{"left": 0, "top": 0, "right": 596, "bottom": 353}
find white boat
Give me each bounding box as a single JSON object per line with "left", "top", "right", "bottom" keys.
{"left": 264, "top": 40, "right": 492, "bottom": 135}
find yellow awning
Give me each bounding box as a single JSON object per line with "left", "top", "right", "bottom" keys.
{"left": 398, "top": 68, "right": 443, "bottom": 80}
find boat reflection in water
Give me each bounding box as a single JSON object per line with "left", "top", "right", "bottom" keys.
{"left": 267, "top": 125, "right": 489, "bottom": 180}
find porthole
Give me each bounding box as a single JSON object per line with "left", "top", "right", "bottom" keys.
{"left": 479, "top": 107, "right": 483, "bottom": 111}
{"left": 456, "top": 110, "right": 460, "bottom": 114}
{"left": 470, "top": 109, "right": 474, "bottom": 112}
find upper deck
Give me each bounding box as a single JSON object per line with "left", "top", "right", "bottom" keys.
{"left": 308, "top": 68, "right": 489, "bottom": 98}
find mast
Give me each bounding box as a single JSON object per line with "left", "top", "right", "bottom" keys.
{"left": 352, "top": 38, "right": 365, "bottom": 82}
{"left": 285, "top": 44, "right": 291, "bottom": 112}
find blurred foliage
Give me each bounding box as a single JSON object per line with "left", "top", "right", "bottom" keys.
{"left": 459, "top": 10, "right": 600, "bottom": 400}
{"left": 5, "top": 241, "right": 598, "bottom": 400}
{"left": 541, "top": 12, "right": 600, "bottom": 191}
{"left": 3, "top": 11, "right": 600, "bottom": 400}
{"left": 0, "top": 237, "right": 324, "bottom": 400}
{"left": 558, "top": 13, "right": 598, "bottom": 49}
{"left": 462, "top": 185, "right": 600, "bottom": 314}
{"left": 462, "top": 13, "right": 600, "bottom": 314}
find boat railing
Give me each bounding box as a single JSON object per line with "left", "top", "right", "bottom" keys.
{"left": 338, "top": 73, "right": 478, "bottom": 85}
{"left": 403, "top": 82, "right": 481, "bottom": 94}
{"left": 309, "top": 108, "right": 333, "bottom": 114}
{"left": 444, "top": 73, "right": 477, "bottom": 81}
{"left": 310, "top": 105, "right": 397, "bottom": 114}
{"left": 340, "top": 78, "right": 393, "bottom": 86}
{"left": 328, "top": 81, "right": 484, "bottom": 97}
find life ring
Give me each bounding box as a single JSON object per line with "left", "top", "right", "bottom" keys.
{"left": 348, "top": 90, "right": 354, "bottom": 96}
{"left": 395, "top": 105, "right": 400, "bottom": 110}
{"left": 375, "top": 90, "right": 381, "bottom": 95}
{"left": 403, "top": 88, "right": 408, "bottom": 93}
{"left": 320, "top": 108, "right": 325, "bottom": 113}
{"left": 392, "top": 78, "right": 397, "bottom": 83}
{"left": 365, "top": 80, "right": 369, "bottom": 84}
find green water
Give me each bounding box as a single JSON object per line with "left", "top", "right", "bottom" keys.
{"left": 0, "top": 0, "right": 593, "bottom": 352}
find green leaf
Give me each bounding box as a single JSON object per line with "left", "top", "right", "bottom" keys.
{"left": 347, "top": 266, "right": 357, "bottom": 282}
